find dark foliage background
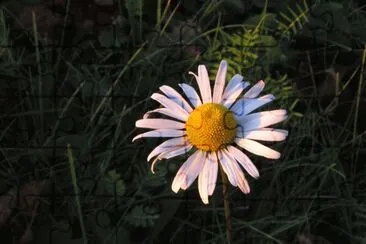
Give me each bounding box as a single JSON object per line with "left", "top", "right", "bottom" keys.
{"left": 0, "top": 0, "right": 365, "bottom": 243}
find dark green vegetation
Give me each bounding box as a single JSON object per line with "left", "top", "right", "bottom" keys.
{"left": 0, "top": 0, "right": 365, "bottom": 243}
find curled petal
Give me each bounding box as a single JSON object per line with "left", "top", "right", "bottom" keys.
{"left": 132, "top": 129, "right": 184, "bottom": 142}
{"left": 147, "top": 137, "right": 188, "bottom": 161}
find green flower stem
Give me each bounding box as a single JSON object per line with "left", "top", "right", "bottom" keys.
{"left": 220, "top": 165, "right": 232, "bottom": 244}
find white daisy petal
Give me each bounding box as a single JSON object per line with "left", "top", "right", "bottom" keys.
{"left": 225, "top": 148, "right": 251, "bottom": 193}
{"left": 143, "top": 107, "right": 188, "bottom": 122}
{"left": 178, "top": 83, "right": 202, "bottom": 108}
{"left": 241, "top": 128, "right": 288, "bottom": 141}
{"left": 213, "top": 60, "right": 227, "bottom": 103}
{"left": 197, "top": 65, "right": 212, "bottom": 103}
{"left": 227, "top": 145, "right": 259, "bottom": 178}
{"left": 237, "top": 109, "right": 288, "bottom": 131}
{"left": 171, "top": 151, "right": 206, "bottom": 192}
{"left": 147, "top": 137, "right": 188, "bottom": 161}
{"left": 207, "top": 152, "right": 218, "bottom": 196}
{"left": 244, "top": 80, "right": 265, "bottom": 98}
{"left": 132, "top": 129, "right": 185, "bottom": 142}
{"left": 235, "top": 138, "right": 281, "bottom": 159}
{"left": 230, "top": 94, "right": 275, "bottom": 117}
{"left": 159, "top": 144, "right": 193, "bottom": 160}
{"left": 223, "top": 74, "right": 243, "bottom": 96}
{"left": 171, "top": 173, "right": 186, "bottom": 193}
{"left": 217, "top": 151, "right": 237, "bottom": 187}
{"left": 159, "top": 85, "right": 193, "bottom": 112}
{"left": 181, "top": 151, "right": 206, "bottom": 190}
{"left": 136, "top": 119, "right": 185, "bottom": 130}
{"left": 222, "top": 81, "right": 250, "bottom": 108}
{"left": 151, "top": 93, "right": 189, "bottom": 120}
{"left": 198, "top": 157, "right": 210, "bottom": 204}
{"left": 234, "top": 167, "right": 251, "bottom": 194}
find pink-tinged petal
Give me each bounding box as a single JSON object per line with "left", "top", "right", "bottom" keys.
{"left": 136, "top": 119, "right": 185, "bottom": 130}
{"left": 181, "top": 151, "right": 206, "bottom": 190}
{"left": 217, "top": 151, "right": 237, "bottom": 187}
{"left": 230, "top": 94, "right": 275, "bottom": 117}
{"left": 235, "top": 138, "right": 281, "bottom": 159}
{"left": 178, "top": 83, "right": 202, "bottom": 108}
{"left": 151, "top": 93, "right": 189, "bottom": 120}
{"left": 159, "top": 144, "right": 193, "bottom": 160}
{"left": 213, "top": 60, "right": 227, "bottom": 103}
{"left": 132, "top": 129, "right": 184, "bottom": 142}
{"left": 150, "top": 143, "right": 193, "bottom": 173}
{"left": 223, "top": 74, "right": 244, "bottom": 96}
{"left": 147, "top": 137, "right": 188, "bottom": 161}
{"left": 198, "top": 157, "right": 210, "bottom": 204}
{"left": 219, "top": 148, "right": 250, "bottom": 193}
{"left": 244, "top": 80, "right": 265, "bottom": 98}
{"left": 223, "top": 148, "right": 251, "bottom": 194}
{"left": 207, "top": 152, "right": 218, "bottom": 196}
{"left": 197, "top": 65, "right": 212, "bottom": 103}
{"left": 237, "top": 109, "right": 287, "bottom": 131}
{"left": 171, "top": 173, "right": 186, "bottom": 193}
{"left": 240, "top": 128, "right": 288, "bottom": 141}
{"left": 171, "top": 151, "right": 206, "bottom": 192}
{"left": 159, "top": 85, "right": 193, "bottom": 113}
{"left": 234, "top": 166, "right": 251, "bottom": 194}
{"left": 227, "top": 145, "right": 259, "bottom": 178}
{"left": 143, "top": 108, "right": 188, "bottom": 122}
{"left": 222, "top": 81, "right": 250, "bottom": 108}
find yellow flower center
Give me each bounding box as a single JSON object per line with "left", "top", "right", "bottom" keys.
{"left": 185, "top": 103, "right": 237, "bottom": 152}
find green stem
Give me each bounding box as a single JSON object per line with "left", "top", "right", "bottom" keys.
{"left": 220, "top": 165, "right": 232, "bottom": 244}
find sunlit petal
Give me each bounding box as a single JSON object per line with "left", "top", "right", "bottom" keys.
{"left": 213, "top": 60, "right": 227, "bottom": 103}
{"left": 235, "top": 138, "right": 281, "bottom": 159}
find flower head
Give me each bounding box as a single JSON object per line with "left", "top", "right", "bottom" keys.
{"left": 133, "top": 60, "right": 288, "bottom": 204}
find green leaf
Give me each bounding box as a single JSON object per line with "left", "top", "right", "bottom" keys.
{"left": 125, "top": 204, "right": 160, "bottom": 228}
{"left": 103, "top": 169, "right": 126, "bottom": 197}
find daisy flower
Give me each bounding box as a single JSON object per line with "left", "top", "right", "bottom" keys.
{"left": 133, "top": 60, "right": 288, "bottom": 204}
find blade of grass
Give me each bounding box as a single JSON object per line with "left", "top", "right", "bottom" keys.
{"left": 351, "top": 45, "right": 366, "bottom": 176}
{"left": 67, "top": 144, "right": 87, "bottom": 244}
{"left": 156, "top": 0, "right": 162, "bottom": 31}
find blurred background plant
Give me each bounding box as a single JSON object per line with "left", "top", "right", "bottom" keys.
{"left": 0, "top": 0, "right": 365, "bottom": 243}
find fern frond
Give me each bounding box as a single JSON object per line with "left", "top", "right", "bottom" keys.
{"left": 276, "top": 0, "right": 310, "bottom": 39}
